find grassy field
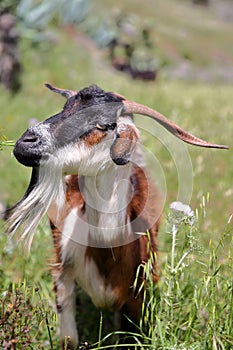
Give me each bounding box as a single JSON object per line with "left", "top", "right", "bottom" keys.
{"left": 1, "top": 0, "right": 233, "bottom": 348}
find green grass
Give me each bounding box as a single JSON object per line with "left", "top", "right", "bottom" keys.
{"left": 139, "top": 204, "right": 233, "bottom": 350}
{"left": 1, "top": 0, "right": 233, "bottom": 348}
{"left": 1, "top": 203, "right": 233, "bottom": 349}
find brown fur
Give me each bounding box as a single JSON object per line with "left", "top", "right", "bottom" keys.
{"left": 82, "top": 128, "right": 107, "bottom": 147}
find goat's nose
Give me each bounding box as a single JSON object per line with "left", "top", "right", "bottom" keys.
{"left": 14, "top": 130, "right": 43, "bottom": 167}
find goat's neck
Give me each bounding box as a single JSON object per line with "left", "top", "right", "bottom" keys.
{"left": 83, "top": 163, "right": 133, "bottom": 246}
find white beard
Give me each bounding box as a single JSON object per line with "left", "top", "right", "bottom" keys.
{"left": 6, "top": 160, "right": 65, "bottom": 249}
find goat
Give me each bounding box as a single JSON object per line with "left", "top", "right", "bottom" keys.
{"left": 111, "top": 57, "right": 157, "bottom": 81}
{"left": 109, "top": 39, "right": 157, "bottom": 81}
{"left": 6, "top": 84, "right": 228, "bottom": 349}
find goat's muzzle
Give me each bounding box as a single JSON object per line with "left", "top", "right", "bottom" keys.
{"left": 14, "top": 128, "right": 46, "bottom": 167}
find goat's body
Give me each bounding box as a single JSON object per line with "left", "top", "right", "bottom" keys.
{"left": 8, "top": 83, "right": 226, "bottom": 349}
{"left": 49, "top": 165, "right": 161, "bottom": 348}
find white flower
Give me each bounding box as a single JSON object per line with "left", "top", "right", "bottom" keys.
{"left": 0, "top": 201, "right": 6, "bottom": 220}
{"left": 28, "top": 118, "right": 39, "bottom": 127}
{"left": 170, "top": 201, "right": 194, "bottom": 217}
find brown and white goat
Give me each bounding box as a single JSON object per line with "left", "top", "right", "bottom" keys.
{"left": 7, "top": 84, "right": 228, "bottom": 349}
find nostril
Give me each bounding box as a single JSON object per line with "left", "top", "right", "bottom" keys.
{"left": 22, "top": 135, "right": 38, "bottom": 144}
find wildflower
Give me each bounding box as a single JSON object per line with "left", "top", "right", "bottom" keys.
{"left": 170, "top": 201, "right": 194, "bottom": 217}
{"left": 28, "top": 118, "right": 39, "bottom": 127}
{"left": 0, "top": 201, "right": 6, "bottom": 220}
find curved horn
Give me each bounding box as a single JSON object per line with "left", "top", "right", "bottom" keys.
{"left": 110, "top": 91, "right": 126, "bottom": 100}
{"left": 45, "top": 83, "right": 77, "bottom": 99}
{"left": 122, "top": 100, "right": 229, "bottom": 149}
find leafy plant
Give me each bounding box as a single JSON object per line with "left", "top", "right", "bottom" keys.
{"left": 0, "top": 134, "right": 14, "bottom": 150}
{"left": 17, "top": 0, "right": 89, "bottom": 28}
{"left": 0, "top": 0, "right": 18, "bottom": 14}
{"left": 0, "top": 281, "right": 58, "bottom": 349}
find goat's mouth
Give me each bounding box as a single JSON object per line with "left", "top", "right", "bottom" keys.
{"left": 13, "top": 149, "right": 43, "bottom": 167}
{"left": 13, "top": 140, "right": 49, "bottom": 167}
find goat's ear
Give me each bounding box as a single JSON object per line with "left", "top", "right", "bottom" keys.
{"left": 110, "top": 118, "right": 139, "bottom": 166}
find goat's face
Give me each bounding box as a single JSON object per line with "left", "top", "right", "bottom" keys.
{"left": 14, "top": 85, "right": 138, "bottom": 175}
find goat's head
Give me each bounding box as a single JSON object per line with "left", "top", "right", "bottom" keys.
{"left": 14, "top": 83, "right": 228, "bottom": 172}
{"left": 8, "top": 83, "right": 228, "bottom": 248}
{"left": 14, "top": 85, "right": 128, "bottom": 172}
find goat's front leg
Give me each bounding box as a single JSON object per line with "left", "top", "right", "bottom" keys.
{"left": 54, "top": 269, "right": 78, "bottom": 350}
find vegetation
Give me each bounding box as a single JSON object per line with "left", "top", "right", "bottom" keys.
{"left": 0, "top": 0, "right": 233, "bottom": 348}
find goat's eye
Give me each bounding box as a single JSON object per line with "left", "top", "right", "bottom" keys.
{"left": 96, "top": 123, "right": 107, "bottom": 131}
{"left": 75, "top": 93, "right": 81, "bottom": 100}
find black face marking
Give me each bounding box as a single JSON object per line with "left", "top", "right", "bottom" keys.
{"left": 75, "top": 85, "right": 124, "bottom": 107}
{"left": 13, "top": 125, "right": 50, "bottom": 167}
{"left": 13, "top": 85, "right": 124, "bottom": 166}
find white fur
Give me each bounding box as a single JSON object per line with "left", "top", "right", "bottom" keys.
{"left": 84, "top": 161, "right": 133, "bottom": 246}
{"left": 30, "top": 122, "right": 54, "bottom": 152}
{"left": 55, "top": 134, "right": 115, "bottom": 176}
{"left": 56, "top": 273, "right": 78, "bottom": 348}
